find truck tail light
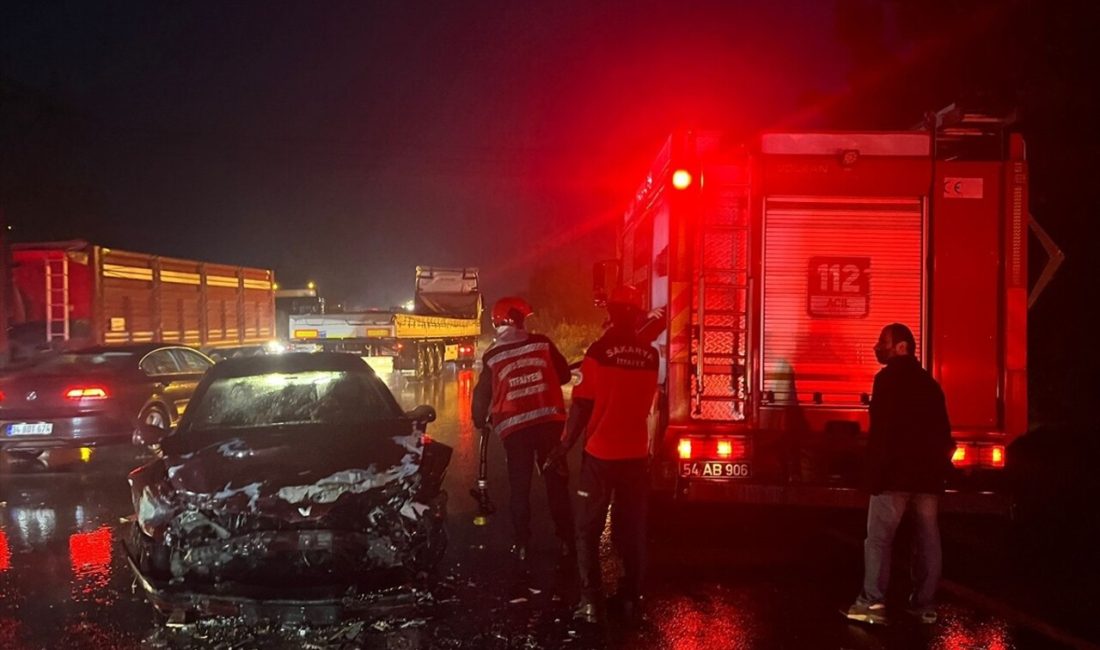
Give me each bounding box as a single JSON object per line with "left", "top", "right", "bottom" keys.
{"left": 952, "top": 443, "right": 1005, "bottom": 469}
{"left": 0, "top": 389, "right": 5, "bottom": 402}
{"left": 671, "top": 169, "right": 693, "bottom": 190}
{"left": 983, "top": 445, "right": 1006, "bottom": 469}
{"left": 716, "top": 439, "right": 733, "bottom": 459}
{"left": 64, "top": 386, "right": 110, "bottom": 400}
{"left": 951, "top": 444, "right": 970, "bottom": 468}
{"left": 677, "top": 438, "right": 693, "bottom": 460}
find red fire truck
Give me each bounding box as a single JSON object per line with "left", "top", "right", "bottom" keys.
{"left": 598, "top": 107, "right": 1062, "bottom": 513}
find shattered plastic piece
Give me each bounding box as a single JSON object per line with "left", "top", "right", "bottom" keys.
{"left": 276, "top": 467, "right": 417, "bottom": 505}
{"left": 371, "top": 620, "right": 391, "bottom": 632}
{"left": 399, "top": 618, "right": 427, "bottom": 628}
{"left": 528, "top": 588, "right": 541, "bottom": 595}
{"left": 509, "top": 597, "right": 529, "bottom": 604}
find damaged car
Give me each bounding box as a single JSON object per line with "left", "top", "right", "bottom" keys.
{"left": 123, "top": 352, "right": 451, "bottom": 620}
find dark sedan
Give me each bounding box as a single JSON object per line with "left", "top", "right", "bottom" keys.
{"left": 0, "top": 344, "right": 213, "bottom": 455}
{"left": 124, "top": 352, "right": 451, "bottom": 620}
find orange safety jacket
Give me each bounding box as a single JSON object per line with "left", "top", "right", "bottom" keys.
{"left": 472, "top": 330, "right": 570, "bottom": 438}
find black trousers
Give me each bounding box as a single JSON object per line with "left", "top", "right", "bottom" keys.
{"left": 502, "top": 422, "right": 575, "bottom": 545}
{"left": 575, "top": 452, "right": 649, "bottom": 599}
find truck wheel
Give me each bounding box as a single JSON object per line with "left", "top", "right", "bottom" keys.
{"left": 415, "top": 347, "right": 428, "bottom": 381}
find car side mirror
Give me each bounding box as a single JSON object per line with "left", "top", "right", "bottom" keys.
{"left": 133, "top": 422, "right": 169, "bottom": 448}
{"left": 406, "top": 404, "right": 437, "bottom": 425}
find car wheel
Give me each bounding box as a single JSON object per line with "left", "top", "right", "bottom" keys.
{"left": 140, "top": 405, "right": 170, "bottom": 429}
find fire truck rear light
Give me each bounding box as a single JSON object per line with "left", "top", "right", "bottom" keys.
{"left": 677, "top": 438, "right": 692, "bottom": 460}
{"left": 671, "top": 169, "right": 693, "bottom": 190}
{"left": 65, "top": 386, "right": 110, "bottom": 400}
{"left": 951, "top": 444, "right": 970, "bottom": 467}
{"left": 716, "top": 439, "right": 733, "bottom": 459}
{"left": 990, "top": 445, "right": 1005, "bottom": 468}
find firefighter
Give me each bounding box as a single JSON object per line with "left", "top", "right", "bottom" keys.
{"left": 471, "top": 296, "right": 575, "bottom": 561}
{"left": 543, "top": 285, "right": 659, "bottom": 624}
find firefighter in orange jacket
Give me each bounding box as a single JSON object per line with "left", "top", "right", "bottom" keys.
{"left": 472, "top": 297, "right": 575, "bottom": 561}
{"left": 544, "top": 285, "right": 659, "bottom": 623}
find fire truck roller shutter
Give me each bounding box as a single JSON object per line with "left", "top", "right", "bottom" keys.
{"left": 761, "top": 196, "right": 924, "bottom": 408}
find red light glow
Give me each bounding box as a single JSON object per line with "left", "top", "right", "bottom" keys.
{"left": 989, "top": 445, "right": 1005, "bottom": 468}
{"left": 64, "top": 386, "right": 110, "bottom": 400}
{"left": 0, "top": 530, "right": 10, "bottom": 572}
{"left": 951, "top": 444, "right": 968, "bottom": 467}
{"left": 68, "top": 525, "right": 112, "bottom": 602}
{"left": 677, "top": 438, "right": 693, "bottom": 460}
{"left": 671, "top": 169, "right": 693, "bottom": 190}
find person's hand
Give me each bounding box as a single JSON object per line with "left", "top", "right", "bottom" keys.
{"left": 541, "top": 443, "right": 569, "bottom": 473}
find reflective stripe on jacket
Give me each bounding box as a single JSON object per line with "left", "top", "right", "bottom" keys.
{"left": 472, "top": 329, "right": 570, "bottom": 438}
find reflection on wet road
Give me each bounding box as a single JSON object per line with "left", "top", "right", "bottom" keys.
{"left": 0, "top": 368, "right": 1090, "bottom": 648}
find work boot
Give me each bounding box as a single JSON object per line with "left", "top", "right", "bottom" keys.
{"left": 904, "top": 607, "right": 938, "bottom": 625}
{"left": 842, "top": 601, "right": 888, "bottom": 625}
{"left": 509, "top": 543, "right": 528, "bottom": 562}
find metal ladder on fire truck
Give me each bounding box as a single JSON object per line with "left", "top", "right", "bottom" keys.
{"left": 692, "top": 168, "right": 752, "bottom": 422}
{"left": 45, "top": 253, "right": 71, "bottom": 343}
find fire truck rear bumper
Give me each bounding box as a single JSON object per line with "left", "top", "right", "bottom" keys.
{"left": 677, "top": 480, "right": 1011, "bottom": 515}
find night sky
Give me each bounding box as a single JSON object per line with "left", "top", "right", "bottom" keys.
{"left": 2, "top": 1, "right": 849, "bottom": 307}
{"left": 3, "top": 1, "right": 1098, "bottom": 422}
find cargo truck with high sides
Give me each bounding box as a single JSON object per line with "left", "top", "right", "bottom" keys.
{"left": 288, "top": 267, "right": 481, "bottom": 377}
{"left": 595, "top": 107, "right": 1062, "bottom": 513}
{"left": 2, "top": 240, "right": 276, "bottom": 361}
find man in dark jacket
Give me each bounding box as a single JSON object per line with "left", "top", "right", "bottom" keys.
{"left": 844, "top": 323, "right": 954, "bottom": 626}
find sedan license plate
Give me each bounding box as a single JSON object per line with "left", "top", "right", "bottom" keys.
{"left": 7, "top": 422, "right": 54, "bottom": 436}
{"left": 680, "top": 461, "right": 750, "bottom": 480}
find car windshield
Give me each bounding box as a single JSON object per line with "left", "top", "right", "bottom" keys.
{"left": 31, "top": 352, "right": 135, "bottom": 373}
{"left": 187, "top": 370, "right": 398, "bottom": 431}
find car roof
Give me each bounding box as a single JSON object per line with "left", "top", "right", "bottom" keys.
{"left": 206, "top": 352, "right": 375, "bottom": 379}
{"left": 69, "top": 344, "right": 200, "bottom": 356}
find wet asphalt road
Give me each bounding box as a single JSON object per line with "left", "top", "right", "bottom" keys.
{"left": 1, "top": 367, "right": 1098, "bottom": 649}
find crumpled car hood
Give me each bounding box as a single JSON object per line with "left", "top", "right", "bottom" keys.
{"left": 165, "top": 422, "right": 416, "bottom": 516}
{"left": 127, "top": 420, "right": 452, "bottom": 582}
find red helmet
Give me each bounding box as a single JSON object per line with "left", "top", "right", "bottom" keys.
{"left": 491, "top": 296, "right": 533, "bottom": 327}
{"left": 607, "top": 285, "right": 644, "bottom": 310}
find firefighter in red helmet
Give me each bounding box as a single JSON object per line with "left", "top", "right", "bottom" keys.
{"left": 544, "top": 284, "right": 659, "bottom": 623}
{"left": 472, "top": 296, "right": 575, "bottom": 561}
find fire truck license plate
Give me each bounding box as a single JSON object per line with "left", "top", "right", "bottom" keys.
{"left": 680, "top": 461, "right": 750, "bottom": 479}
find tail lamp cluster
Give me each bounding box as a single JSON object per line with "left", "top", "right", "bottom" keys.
{"left": 65, "top": 386, "right": 111, "bottom": 400}
{"left": 677, "top": 437, "right": 747, "bottom": 461}
{"left": 0, "top": 386, "right": 110, "bottom": 402}
{"left": 458, "top": 344, "right": 475, "bottom": 357}
{"left": 951, "top": 443, "right": 1005, "bottom": 469}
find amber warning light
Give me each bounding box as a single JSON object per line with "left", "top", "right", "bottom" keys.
{"left": 671, "top": 169, "right": 693, "bottom": 190}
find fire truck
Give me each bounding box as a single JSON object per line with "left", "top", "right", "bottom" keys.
{"left": 288, "top": 267, "right": 482, "bottom": 377}
{"left": 598, "top": 107, "right": 1062, "bottom": 513}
